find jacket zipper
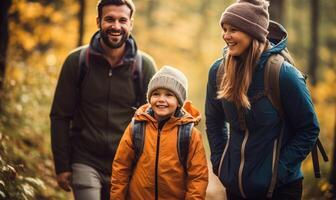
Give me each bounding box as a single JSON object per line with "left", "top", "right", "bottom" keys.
{"left": 238, "top": 129, "right": 249, "bottom": 199}
{"left": 271, "top": 139, "right": 278, "bottom": 174}
{"left": 108, "top": 68, "right": 113, "bottom": 77}
{"left": 106, "top": 68, "right": 113, "bottom": 149}
{"left": 154, "top": 126, "right": 162, "bottom": 200}
{"left": 218, "top": 123, "right": 230, "bottom": 177}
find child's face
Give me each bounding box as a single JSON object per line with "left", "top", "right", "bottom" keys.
{"left": 149, "top": 88, "right": 179, "bottom": 121}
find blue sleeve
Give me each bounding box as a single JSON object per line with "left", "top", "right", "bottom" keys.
{"left": 279, "top": 62, "right": 320, "bottom": 167}
{"left": 205, "top": 59, "right": 228, "bottom": 174}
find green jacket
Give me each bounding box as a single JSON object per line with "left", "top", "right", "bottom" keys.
{"left": 50, "top": 31, "right": 157, "bottom": 175}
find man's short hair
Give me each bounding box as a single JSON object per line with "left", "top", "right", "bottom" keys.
{"left": 97, "top": 0, "right": 135, "bottom": 19}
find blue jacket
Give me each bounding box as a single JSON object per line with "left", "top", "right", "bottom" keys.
{"left": 205, "top": 22, "right": 319, "bottom": 199}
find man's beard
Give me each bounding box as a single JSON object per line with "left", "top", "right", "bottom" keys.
{"left": 100, "top": 28, "right": 129, "bottom": 49}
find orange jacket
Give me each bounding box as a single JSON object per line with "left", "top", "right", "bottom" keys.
{"left": 111, "top": 101, "right": 208, "bottom": 200}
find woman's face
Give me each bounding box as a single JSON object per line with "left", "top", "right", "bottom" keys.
{"left": 222, "top": 23, "right": 252, "bottom": 56}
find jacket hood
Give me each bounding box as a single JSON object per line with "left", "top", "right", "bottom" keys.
{"left": 258, "top": 20, "right": 289, "bottom": 68}
{"left": 89, "top": 30, "right": 139, "bottom": 64}
{"left": 134, "top": 100, "right": 201, "bottom": 126}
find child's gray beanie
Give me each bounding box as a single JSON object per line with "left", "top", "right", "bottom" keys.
{"left": 147, "top": 66, "right": 188, "bottom": 106}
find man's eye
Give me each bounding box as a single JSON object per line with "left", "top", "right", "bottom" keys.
{"left": 120, "top": 18, "right": 128, "bottom": 23}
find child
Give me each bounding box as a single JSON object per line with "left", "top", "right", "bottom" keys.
{"left": 111, "top": 66, "right": 208, "bottom": 199}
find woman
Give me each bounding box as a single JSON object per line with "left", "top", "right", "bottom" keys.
{"left": 205, "top": 0, "right": 320, "bottom": 199}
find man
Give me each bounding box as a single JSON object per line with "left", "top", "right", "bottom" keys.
{"left": 50, "top": 0, "right": 157, "bottom": 199}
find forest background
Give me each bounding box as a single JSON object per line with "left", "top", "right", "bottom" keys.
{"left": 0, "top": 0, "right": 335, "bottom": 199}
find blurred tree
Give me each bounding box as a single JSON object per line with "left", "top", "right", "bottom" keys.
{"left": 309, "top": 0, "right": 319, "bottom": 85}
{"left": 194, "top": 0, "right": 212, "bottom": 61}
{"left": 146, "top": 0, "right": 159, "bottom": 28}
{"left": 330, "top": 107, "right": 336, "bottom": 198}
{"left": 0, "top": 0, "right": 12, "bottom": 96}
{"left": 78, "top": 0, "right": 85, "bottom": 46}
{"left": 269, "top": 0, "right": 284, "bottom": 24}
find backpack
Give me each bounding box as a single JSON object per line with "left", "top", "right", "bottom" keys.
{"left": 216, "top": 20, "right": 328, "bottom": 198}
{"left": 131, "top": 118, "right": 194, "bottom": 172}
{"left": 77, "top": 45, "right": 145, "bottom": 108}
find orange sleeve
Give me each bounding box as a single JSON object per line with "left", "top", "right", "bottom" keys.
{"left": 110, "top": 123, "right": 135, "bottom": 200}
{"left": 185, "top": 128, "right": 209, "bottom": 200}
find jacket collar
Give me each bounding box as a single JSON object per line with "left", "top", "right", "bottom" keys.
{"left": 89, "top": 30, "right": 138, "bottom": 64}
{"left": 257, "top": 20, "right": 289, "bottom": 69}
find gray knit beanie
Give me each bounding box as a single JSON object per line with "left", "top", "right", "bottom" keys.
{"left": 220, "top": 0, "right": 270, "bottom": 42}
{"left": 147, "top": 66, "right": 188, "bottom": 106}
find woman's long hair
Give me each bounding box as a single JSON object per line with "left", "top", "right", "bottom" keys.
{"left": 217, "top": 39, "right": 268, "bottom": 109}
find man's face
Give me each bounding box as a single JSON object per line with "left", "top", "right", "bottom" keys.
{"left": 97, "top": 4, "right": 133, "bottom": 49}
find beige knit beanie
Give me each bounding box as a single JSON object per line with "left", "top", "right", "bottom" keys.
{"left": 147, "top": 66, "right": 188, "bottom": 106}
{"left": 220, "top": 0, "right": 270, "bottom": 42}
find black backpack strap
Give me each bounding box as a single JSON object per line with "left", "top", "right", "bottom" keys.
{"left": 77, "top": 46, "right": 90, "bottom": 90}
{"left": 132, "top": 51, "right": 144, "bottom": 109}
{"left": 131, "top": 118, "right": 146, "bottom": 164}
{"left": 177, "top": 122, "right": 194, "bottom": 172}
{"left": 312, "top": 138, "right": 329, "bottom": 178}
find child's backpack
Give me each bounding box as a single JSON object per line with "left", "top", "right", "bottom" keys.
{"left": 216, "top": 20, "right": 328, "bottom": 198}
{"left": 131, "top": 119, "right": 194, "bottom": 172}
{"left": 77, "top": 46, "right": 145, "bottom": 108}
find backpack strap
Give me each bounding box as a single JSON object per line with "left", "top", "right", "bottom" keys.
{"left": 132, "top": 52, "right": 144, "bottom": 108}
{"left": 216, "top": 48, "right": 228, "bottom": 90}
{"left": 131, "top": 118, "right": 146, "bottom": 164}
{"left": 264, "top": 54, "right": 285, "bottom": 118}
{"left": 312, "top": 138, "right": 329, "bottom": 178}
{"left": 264, "top": 54, "right": 285, "bottom": 198}
{"left": 267, "top": 124, "right": 285, "bottom": 198}
{"left": 216, "top": 59, "right": 225, "bottom": 90}
{"left": 177, "top": 122, "right": 194, "bottom": 172}
{"left": 77, "top": 46, "right": 90, "bottom": 90}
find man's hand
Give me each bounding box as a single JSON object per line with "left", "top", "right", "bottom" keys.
{"left": 57, "top": 171, "right": 72, "bottom": 192}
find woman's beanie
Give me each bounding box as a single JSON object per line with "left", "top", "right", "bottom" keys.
{"left": 220, "top": 0, "right": 270, "bottom": 42}
{"left": 147, "top": 66, "right": 188, "bottom": 106}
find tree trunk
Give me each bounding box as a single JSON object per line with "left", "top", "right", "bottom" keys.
{"left": 77, "top": 0, "right": 85, "bottom": 46}
{"left": 0, "top": 0, "right": 12, "bottom": 95}
{"left": 269, "top": 0, "right": 284, "bottom": 24}
{"left": 309, "top": 0, "right": 318, "bottom": 85}
{"left": 330, "top": 107, "right": 336, "bottom": 198}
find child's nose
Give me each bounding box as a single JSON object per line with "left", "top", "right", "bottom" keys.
{"left": 158, "top": 95, "right": 166, "bottom": 101}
